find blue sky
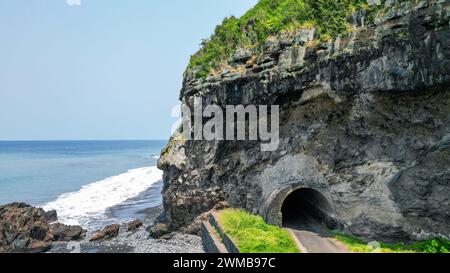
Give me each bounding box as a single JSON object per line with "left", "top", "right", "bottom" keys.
{"left": 0, "top": 0, "right": 258, "bottom": 140}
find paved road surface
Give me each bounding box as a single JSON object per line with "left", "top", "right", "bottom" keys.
{"left": 284, "top": 211, "right": 348, "bottom": 253}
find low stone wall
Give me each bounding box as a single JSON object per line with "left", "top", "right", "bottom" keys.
{"left": 209, "top": 212, "right": 240, "bottom": 253}
{"left": 199, "top": 212, "right": 242, "bottom": 253}
{"left": 200, "top": 221, "right": 228, "bottom": 253}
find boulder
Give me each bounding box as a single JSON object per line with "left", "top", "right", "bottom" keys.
{"left": 181, "top": 201, "right": 230, "bottom": 235}
{"left": 44, "top": 210, "right": 58, "bottom": 222}
{"left": 230, "top": 48, "right": 252, "bottom": 64}
{"left": 127, "top": 220, "right": 143, "bottom": 232}
{"left": 89, "top": 224, "right": 120, "bottom": 241}
{"left": 50, "top": 223, "right": 86, "bottom": 242}
{"left": 148, "top": 223, "right": 170, "bottom": 238}
{"left": 0, "top": 203, "right": 53, "bottom": 253}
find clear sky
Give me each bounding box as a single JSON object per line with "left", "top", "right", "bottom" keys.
{"left": 0, "top": 0, "right": 258, "bottom": 140}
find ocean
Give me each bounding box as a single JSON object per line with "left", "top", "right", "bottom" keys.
{"left": 0, "top": 140, "right": 166, "bottom": 231}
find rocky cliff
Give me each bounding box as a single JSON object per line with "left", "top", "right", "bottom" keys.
{"left": 158, "top": 0, "right": 450, "bottom": 241}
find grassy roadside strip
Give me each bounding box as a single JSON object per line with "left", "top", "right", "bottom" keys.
{"left": 333, "top": 232, "right": 450, "bottom": 253}
{"left": 216, "top": 208, "right": 300, "bottom": 253}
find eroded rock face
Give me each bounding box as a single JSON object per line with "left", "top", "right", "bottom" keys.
{"left": 159, "top": 0, "right": 450, "bottom": 241}
{"left": 0, "top": 203, "right": 53, "bottom": 253}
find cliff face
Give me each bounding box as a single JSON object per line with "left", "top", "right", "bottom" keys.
{"left": 158, "top": 0, "right": 450, "bottom": 241}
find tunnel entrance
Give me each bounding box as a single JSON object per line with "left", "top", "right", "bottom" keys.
{"left": 281, "top": 188, "right": 335, "bottom": 230}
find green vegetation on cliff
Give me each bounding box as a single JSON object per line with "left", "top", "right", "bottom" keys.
{"left": 188, "top": 0, "right": 377, "bottom": 79}
{"left": 217, "top": 209, "right": 300, "bottom": 253}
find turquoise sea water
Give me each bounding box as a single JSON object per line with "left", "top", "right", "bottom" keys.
{"left": 0, "top": 140, "right": 166, "bottom": 229}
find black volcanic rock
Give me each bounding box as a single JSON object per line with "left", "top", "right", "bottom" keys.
{"left": 50, "top": 223, "right": 86, "bottom": 242}
{"left": 90, "top": 224, "right": 120, "bottom": 241}
{"left": 0, "top": 203, "right": 53, "bottom": 253}
{"left": 148, "top": 223, "right": 170, "bottom": 239}
{"left": 44, "top": 210, "right": 58, "bottom": 222}
{"left": 127, "top": 220, "right": 143, "bottom": 232}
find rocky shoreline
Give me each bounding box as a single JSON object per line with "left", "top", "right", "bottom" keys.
{"left": 49, "top": 206, "right": 204, "bottom": 253}
{"left": 0, "top": 203, "right": 204, "bottom": 253}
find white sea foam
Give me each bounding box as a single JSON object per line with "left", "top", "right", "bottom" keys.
{"left": 42, "top": 166, "right": 162, "bottom": 229}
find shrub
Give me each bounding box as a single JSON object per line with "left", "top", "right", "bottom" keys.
{"left": 188, "top": 0, "right": 377, "bottom": 79}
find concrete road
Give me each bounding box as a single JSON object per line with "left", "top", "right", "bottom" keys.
{"left": 284, "top": 212, "right": 348, "bottom": 253}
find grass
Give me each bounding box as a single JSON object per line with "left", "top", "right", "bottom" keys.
{"left": 188, "top": 0, "right": 383, "bottom": 79}
{"left": 216, "top": 208, "right": 300, "bottom": 253}
{"left": 213, "top": 209, "right": 450, "bottom": 254}
{"left": 334, "top": 233, "right": 450, "bottom": 253}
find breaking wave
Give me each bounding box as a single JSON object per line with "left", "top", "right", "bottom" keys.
{"left": 42, "top": 166, "right": 162, "bottom": 229}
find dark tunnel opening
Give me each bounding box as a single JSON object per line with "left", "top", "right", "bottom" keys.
{"left": 281, "top": 188, "right": 335, "bottom": 230}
